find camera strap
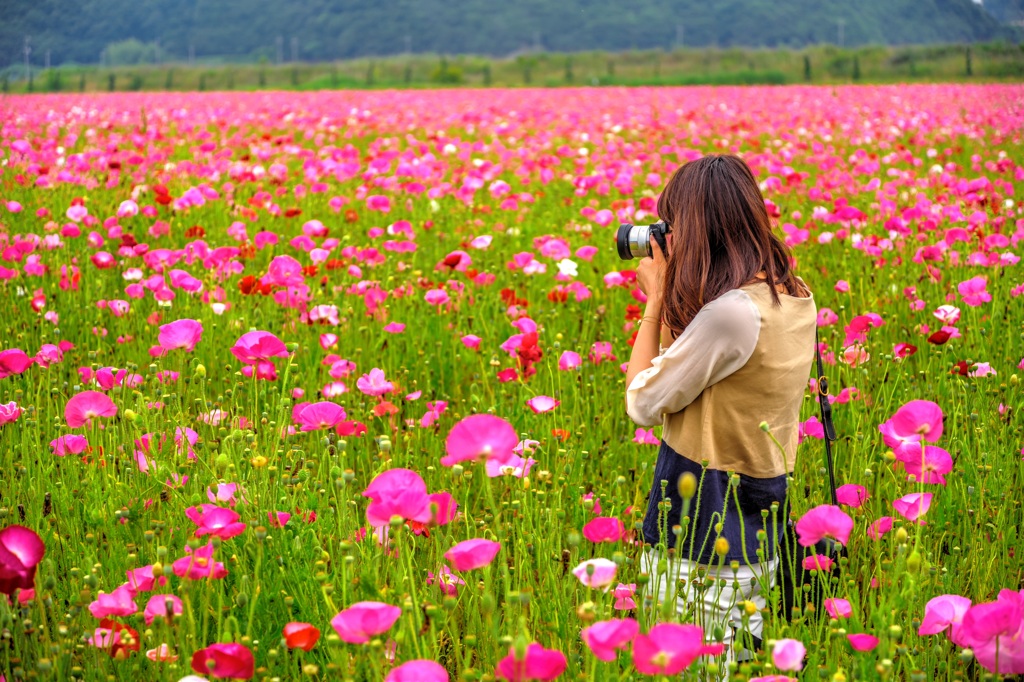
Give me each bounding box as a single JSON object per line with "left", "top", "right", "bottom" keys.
{"left": 814, "top": 331, "right": 839, "bottom": 506}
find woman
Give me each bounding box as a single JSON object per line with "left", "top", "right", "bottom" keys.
{"left": 625, "top": 154, "right": 816, "bottom": 658}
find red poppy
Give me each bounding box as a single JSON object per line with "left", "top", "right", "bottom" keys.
{"left": 951, "top": 360, "right": 970, "bottom": 376}
{"left": 99, "top": 619, "right": 141, "bottom": 659}
{"left": 185, "top": 225, "right": 206, "bottom": 238}
{"left": 344, "top": 209, "right": 359, "bottom": 223}
{"left": 928, "top": 330, "right": 951, "bottom": 345}
{"left": 283, "top": 622, "right": 321, "bottom": 651}
{"left": 551, "top": 429, "right": 571, "bottom": 442}
{"left": 284, "top": 207, "right": 302, "bottom": 218}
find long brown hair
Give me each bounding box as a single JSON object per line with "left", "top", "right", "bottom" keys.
{"left": 657, "top": 154, "right": 807, "bottom": 337}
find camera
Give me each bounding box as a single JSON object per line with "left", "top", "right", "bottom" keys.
{"left": 616, "top": 221, "right": 670, "bottom": 260}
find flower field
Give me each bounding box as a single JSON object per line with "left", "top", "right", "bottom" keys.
{"left": 1, "top": 84, "right": 1023, "bottom": 681}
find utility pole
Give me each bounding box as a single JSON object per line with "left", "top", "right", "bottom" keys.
{"left": 837, "top": 19, "right": 845, "bottom": 48}
{"left": 24, "top": 36, "right": 31, "bottom": 81}
{"left": 276, "top": 35, "right": 283, "bottom": 64}
{"left": 291, "top": 36, "right": 298, "bottom": 62}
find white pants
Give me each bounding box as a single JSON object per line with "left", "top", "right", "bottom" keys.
{"left": 640, "top": 550, "right": 778, "bottom": 665}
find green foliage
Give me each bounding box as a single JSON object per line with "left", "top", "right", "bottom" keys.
{"left": 431, "top": 57, "right": 463, "bottom": 84}
{"left": 104, "top": 39, "right": 159, "bottom": 66}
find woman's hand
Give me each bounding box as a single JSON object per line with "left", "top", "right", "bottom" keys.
{"left": 636, "top": 237, "right": 667, "bottom": 305}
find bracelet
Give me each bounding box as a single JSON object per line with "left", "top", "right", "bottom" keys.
{"left": 641, "top": 316, "right": 661, "bottom": 325}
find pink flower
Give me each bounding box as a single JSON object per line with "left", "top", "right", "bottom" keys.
{"left": 816, "top": 308, "right": 839, "bottom": 326}
{"left": 190, "top": 643, "right": 254, "bottom": 679}
{"left": 846, "top": 634, "right": 879, "bottom": 651}
{"left": 331, "top": 601, "right": 401, "bottom": 643}
{"left": 445, "top": 539, "right": 501, "bottom": 571}
{"left": 125, "top": 565, "right": 166, "bottom": 593}
{"left": 613, "top": 583, "right": 637, "bottom": 610}
{"left": 572, "top": 558, "right": 617, "bottom": 588}
{"left": 633, "top": 623, "right": 723, "bottom": 675}
{"left": 894, "top": 342, "right": 918, "bottom": 360}
{"left": 89, "top": 584, "right": 138, "bottom": 619}
{"left": 589, "top": 341, "right": 616, "bottom": 364}
{"left": 797, "top": 417, "right": 824, "bottom": 444}
{"left": 933, "top": 305, "right": 961, "bottom": 325}
{"left": 230, "top": 331, "right": 289, "bottom": 364}
{"left": 442, "top": 414, "right": 518, "bottom": 467}
{"left": 800, "top": 554, "right": 835, "bottom": 572}
{"left": 386, "top": 660, "right": 449, "bottom": 682}
{"left": 633, "top": 428, "right": 659, "bottom": 445}
{"left": 901, "top": 445, "right": 953, "bottom": 485}
{"left": 357, "top": 368, "right": 395, "bottom": 396}
{"left": 834, "top": 280, "right": 850, "bottom": 293}
{"left": 772, "top": 638, "right": 806, "bottom": 671}
{"left": 0, "top": 349, "right": 34, "bottom": 378}
{"left": 893, "top": 493, "right": 933, "bottom": 523}
{"left": 795, "top": 505, "right": 853, "bottom": 547}
{"left": 427, "top": 565, "right": 466, "bottom": 596}
{"left": 959, "top": 589, "right": 1024, "bottom": 673}
{"left": 384, "top": 322, "right": 406, "bottom": 333}
{"left": 172, "top": 542, "right": 228, "bottom": 580}
{"left": 0, "top": 402, "right": 21, "bottom": 426}
{"left": 526, "top": 396, "right": 559, "bottom": 414}
{"left": 144, "top": 594, "right": 183, "bottom": 625}
{"left": 425, "top": 289, "right": 450, "bottom": 306}
{"left": 836, "top": 484, "right": 869, "bottom": 508}
{"left": 581, "top": 618, "right": 639, "bottom": 661}
{"left": 495, "top": 642, "right": 567, "bottom": 681}
{"left": 362, "top": 468, "right": 433, "bottom": 528}
{"left": 207, "top": 483, "right": 244, "bottom": 506}
{"left": 65, "top": 391, "right": 118, "bottom": 428}
{"left": 268, "top": 511, "right": 292, "bottom": 528}
{"left": 367, "top": 195, "right": 392, "bottom": 212}
{"left": 461, "top": 335, "right": 482, "bottom": 350}
{"left": 0, "top": 525, "right": 45, "bottom": 595}
{"left": 485, "top": 453, "right": 535, "bottom": 478}
{"left": 186, "top": 505, "right": 247, "bottom": 539}
{"left": 558, "top": 351, "right": 582, "bottom": 370}
{"left": 968, "top": 362, "right": 997, "bottom": 378}
{"left": 867, "top": 516, "right": 894, "bottom": 541}
{"left": 824, "top": 598, "right": 853, "bottom": 619}
{"left": 919, "top": 594, "right": 972, "bottom": 645}
{"left": 156, "top": 319, "right": 203, "bottom": 353}
{"left": 294, "top": 402, "right": 347, "bottom": 431}
{"left": 958, "top": 276, "right": 992, "bottom": 307}
{"left": 582, "top": 517, "right": 625, "bottom": 543}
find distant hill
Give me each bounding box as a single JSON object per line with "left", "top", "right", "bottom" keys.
{"left": 1, "top": 0, "right": 1020, "bottom": 68}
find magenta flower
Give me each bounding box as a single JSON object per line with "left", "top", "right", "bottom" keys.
{"left": 0, "top": 349, "right": 33, "bottom": 379}
{"left": 589, "top": 341, "right": 616, "bottom": 364}
{"left": 65, "top": 391, "right": 118, "bottom": 428}
{"left": 331, "top": 601, "right": 402, "bottom": 644}
{"left": 485, "top": 453, "right": 535, "bottom": 478}
{"left": 919, "top": 594, "right": 972, "bottom": 645}
{"left": 294, "top": 401, "right": 347, "bottom": 431}
{"left": 357, "top": 368, "right": 395, "bottom": 396}
{"left": 958, "top": 276, "right": 992, "bottom": 307}
{"left": 461, "top": 335, "right": 482, "bottom": 350}
{"left": 886, "top": 399, "right": 944, "bottom": 444}
{"left": 385, "top": 660, "right": 450, "bottom": 682}
{"left": 190, "top": 642, "right": 255, "bottom": 679}
{"left": 425, "top": 289, "right": 450, "bottom": 306}
{"left": 572, "top": 558, "right": 618, "bottom": 588}
{"left": 362, "top": 468, "right": 433, "bottom": 528}
{"left": 230, "top": 331, "right": 289, "bottom": 364}
{"left": 633, "top": 428, "right": 660, "bottom": 445}
{"left": 772, "top": 638, "right": 806, "bottom": 671}
{"left": 612, "top": 583, "right": 637, "bottom": 610}
{"left": 794, "top": 505, "right": 854, "bottom": 547}
{"left": 125, "top": 565, "right": 166, "bottom": 593}
{"left": 846, "top": 634, "right": 879, "bottom": 651}
{"left": 581, "top": 618, "right": 638, "bottom": 661}
{"left": 429, "top": 492, "right": 458, "bottom": 525}
{"left": 558, "top": 351, "right": 582, "bottom": 370}
{"left": 582, "top": 517, "right": 625, "bottom": 543}
{"left": 900, "top": 445, "right": 953, "bottom": 485}
{"left": 89, "top": 584, "right": 138, "bottom": 619}
{"left": 867, "top": 516, "right": 894, "bottom": 541}
{"left": 836, "top": 484, "right": 869, "bottom": 508}
{"left": 185, "top": 505, "right": 247, "bottom": 539}
{"left": 893, "top": 493, "right": 933, "bottom": 523}
{"left": 800, "top": 554, "right": 835, "bottom": 572}
{"left": 959, "top": 589, "right": 1024, "bottom": 673}
{"left": 495, "top": 642, "right": 567, "bottom": 681}
{"left": 144, "top": 594, "right": 183, "bottom": 625}
{"left": 156, "top": 319, "right": 203, "bottom": 354}
{"left": 445, "top": 539, "right": 501, "bottom": 571}
{"left": 427, "top": 565, "right": 466, "bottom": 596}
{"left": 633, "top": 623, "right": 723, "bottom": 675}
{"left": 207, "top": 482, "right": 244, "bottom": 506}
{"left": 0, "top": 525, "right": 46, "bottom": 594}
{"left": 824, "top": 598, "right": 853, "bottom": 619}
{"left": 526, "top": 396, "right": 559, "bottom": 414}
{"left": 0, "top": 401, "right": 21, "bottom": 426}
{"left": 443, "top": 414, "right": 518, "bottom": 467}
{"left": 172, "top": 543, "right": 228, "bottom": 580}
{"left": 262, "top": 255, "right": 305, "bottom": 287}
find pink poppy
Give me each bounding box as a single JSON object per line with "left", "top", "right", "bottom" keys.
{"left": 867, "top": 516, "right": 894, "bottom": 541}
{"left": 0, "top": 402, "right": 21, "bottom": 426}
{"left": 65, "top": 391, "right": 118, "bottom": 428}
{"left": 0, "top": 525, "right": 45, "bottom": 594}
{"left": 572, "top": 558, "right": 617, "bottom": 588}
{"left": 633, "top": 428, "right": 659, "bottom": 445}
{"left": 526, "top": 396, "right": 559, "bottom": 414}
{"left": 429, "top": 492, "right": 459, "bottom": 525}
{"left": 357, "top": 368, "right": 395, "bottom": 396}
{"left": 582, "top": 517, "right": 625, "bottom": 543}
{"left": 185, "top": 505, "right": 247, "bottom": 539}
{"left": 442, "top": 414, "right": 518, "bottom": 467}
{"left": 425, "top": 289, "right": 450, "bottom": 306}
{"left": 172, "top": 543, "right": 228, "bottom": 580}
{"left": 887, "top": 399, "right": 944, "bottom": 443}
{"left": 461, "top": 335, "right": 482, "bottom": 350}
{"left": 485, "top": 453, "right": 535, "bottom": 478}
{"left": 367, "top": 195, "right": 391, "bottom": 212}
{"left": 581, "top": 618, "right": 639, "bottom": 661}
{"left": 900, "top": 445, "right": 953, "bottom": 485}
{"left": 268, "top": 511, "right": 292, "bottom": 528}
{"left": 894, "top": 342, "right": 918, "bottom": 359}
{"left": 89, "top": 584, "right": 138, "bottom": 619}
{"left": 295, "top": 402, "right": 347, "bottom": 431}
{"left": 836, "top": 484, "right": 869, "bottom": 508}
{"left": 633, "top": 623, "right": 723, "bottom": 675}
{"left": 893, "top": 493, "right": 933, "bottom": 523}
{"left": 146, "top": 643, "right": 178, "bottom": 662}
{"left": 0, "top": 348, "right": 33, "bottom": 379}
{"left": 795, "top": 505, "right": 854, "bottom": 547}
{"left": 919, "top": 594, "right": 972, "bottom": 645}
{"left": 427, "top": 565, "right": 466, "bottom": 596}
{"left": 331, "top": 601, "right": 402, "bottom": 644}
{"left": 958, "top": 276, "right": 991, "bottom": 307}
{"left": 798, "top": 416, "right": 824, "bottom": 444}
{"left": 144, "top": 594, "right": 183, "bottom": 625}
{"left": 385, "top": 660, "right": 449, "bottom": 682}
{"left": 190, "top": 642, "right": 254, "bottom": 679}
{"left": 589, "top": 341, "right": 616, "bottom": 364}
{"left": 801, "top": 555, "right": 835, "bottom": 572}
{"left": 230, "top": 331, "right": 289, "bottom": 364}
{"left": 362, "top": 468, "right": 433, "bottom": 528}
{"left": 772, "top": 638, "right": 806, "bottom": 671}
{"left": 612, "top": 583, "right": 637, "bottom": 610}
{"left": 125, "top": 565, "right": 166, "bottom": 593}
{"left": 824, "top": 598, "right": 853, "bottom": 619}
{"left": 846, "top": 634, "right": 880, "bottom": 652}
{"left": 156, "top": 319, "right": 203, "bottom": 354}
{"left": 445, "top": 539, "right": 501, "bottom": 571}
{"left": 959, "top": 590, "right": 1024, "bottom": 673}
{"left": 495, "top": 642, "right": 567, "bottom": 681}
{"left": 558, "top": 351, "right": 582, "bottom": 370}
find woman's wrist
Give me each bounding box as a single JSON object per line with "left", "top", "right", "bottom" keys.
{"left": 644, "top": 294, "right": 663, "bottom": 317}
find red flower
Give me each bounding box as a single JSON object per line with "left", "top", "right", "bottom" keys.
{"left": 99, "top": 619, "right": 141, "bottom": 659}
{"left": 928, "top": 330, "right": 951, "bottom": 345}
{"left": 283, "top": 622, "right": 320, "bottom": 651}
{"left": 284, "top": 208, "right": 303, "bottom": 218}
